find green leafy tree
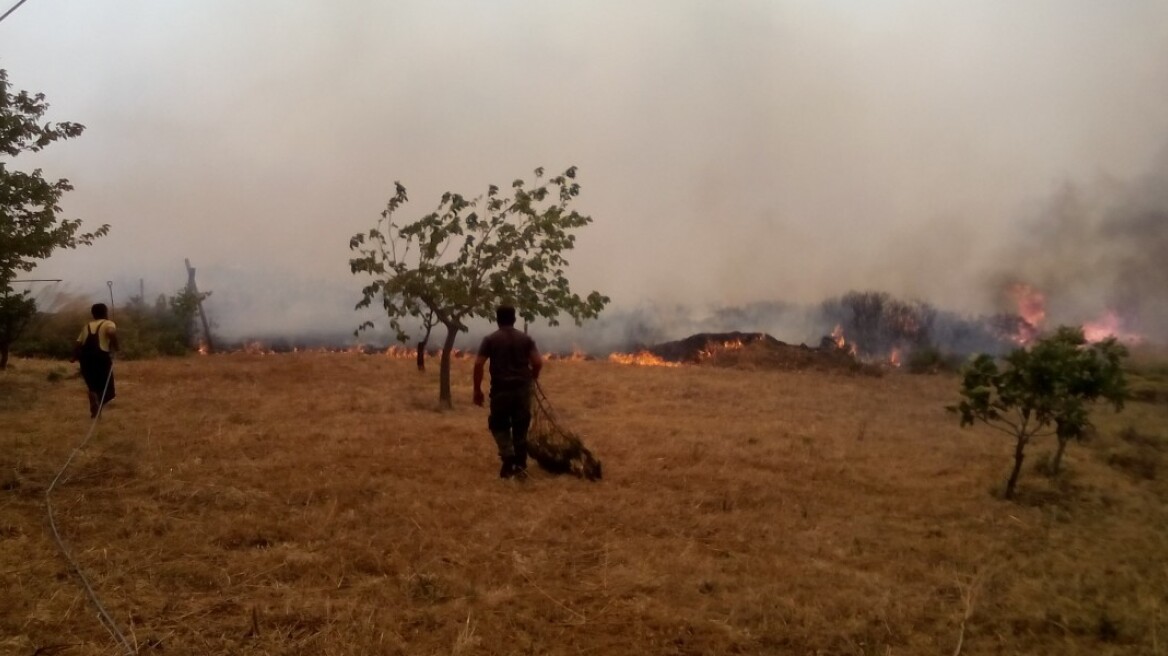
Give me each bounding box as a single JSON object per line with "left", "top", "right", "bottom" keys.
{"left": 1, "top": 68, "right": 108, "bottom": 361}
{"left": 350, "top": 166, "right": 609, "bottom": 408}
{"left": 113, "top": 287, "right": 212, "bottom": 358}
{"left": 167, "top": 287, "right": 213, "bottom": 349}
{"left": 950, "top": 326, "right": 1128, "bottom": 500}
{"left": 0, "top": 289, "right": 36, "bottom": 369}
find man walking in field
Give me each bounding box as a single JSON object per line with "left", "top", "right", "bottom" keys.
{"left": 72, "top": 303, "right": 119, "bottom": 418}
{"left": 473, "top": 305, "right": 543, "bottom": 479}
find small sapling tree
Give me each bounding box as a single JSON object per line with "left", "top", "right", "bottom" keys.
{"left": 349, "top": 166, "right": 609, "bottom": 408}
{"left": 950, "top": 326, "right": 1128, "bottom": 500}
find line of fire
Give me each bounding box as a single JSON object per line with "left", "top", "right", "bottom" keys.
{"left": 193, "top": 284, "right": 1147, "bottom": 374}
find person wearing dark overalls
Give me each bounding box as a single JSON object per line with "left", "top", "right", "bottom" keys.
{"left": 72, "top": 303, "right": 119, "bottom": 418}
{"left": 473, "top": 305, "right": 543, "bottom": 479}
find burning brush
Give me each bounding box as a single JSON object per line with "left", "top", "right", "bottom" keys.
{"left": 528, "top": 382, "right": 602, "bottom": 480}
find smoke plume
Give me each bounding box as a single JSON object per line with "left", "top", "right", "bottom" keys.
{"left": 2, "top": 1, "right": 1165, "bottom": 347}
{"left": 991, "top": 149, "right": 1168, "bottom": 341}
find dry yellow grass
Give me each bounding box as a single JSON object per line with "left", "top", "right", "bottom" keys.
{"left": 2, "top": 352, "right": 1167, "bottom": 655}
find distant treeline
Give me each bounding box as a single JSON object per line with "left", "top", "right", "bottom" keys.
{"left": 820, "top": 290, "right": 1020, "bottom": 358}
{"left": 819, "top": 290, "right": 1024, "bottom": 373}
{"left": 568, "top": 290, "right": 1024, "bottom": 366}
{"left": 10, "top": 288, "right": 1028, "bottom": 369}
{"left": 13, "top": 288, "right": 212, "bottom": 361}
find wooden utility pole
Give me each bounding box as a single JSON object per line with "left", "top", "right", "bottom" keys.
{"left": 184, "top": 258, "right": 214, "bottom": 353}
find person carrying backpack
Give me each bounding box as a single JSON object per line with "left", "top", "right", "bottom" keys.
{"left": 72, "top": 303, "right": 119, "bottom": 418}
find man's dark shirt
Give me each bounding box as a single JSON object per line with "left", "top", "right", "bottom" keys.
{"left": 478, "top": 327, "right": 536, "bottom": 391}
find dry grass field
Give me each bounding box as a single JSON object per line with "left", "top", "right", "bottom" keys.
{"left": 2, "top": 351, "right": 1167, "bottom": 655}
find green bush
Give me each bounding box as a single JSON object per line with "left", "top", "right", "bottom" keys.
{"left": 11, "top": 294, "right": 89, "bottom": 360}
{"left": 906, "top": 345, "right": 963, "bottom": 374}
{"left": 12, "top": 288, "right": 211, "bottom": 360}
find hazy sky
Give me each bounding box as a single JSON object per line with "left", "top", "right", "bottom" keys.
{"left": 5, "top": 1, "right": 1167, "bottom": 339}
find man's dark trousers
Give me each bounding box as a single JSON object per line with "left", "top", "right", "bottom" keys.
{"left": 489, "top": 385, "right": 531, "bottom": 470}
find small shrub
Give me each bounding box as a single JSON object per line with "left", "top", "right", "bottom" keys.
{"left": 1097, "top": 615, "right": 1121, "bottom": 643}
{"left": 906, "top": 345, "right": 962, "bottom": 374}
{"left": 1107, "top": 451, "right": 1158, "bottom": 480}
{"left": 404, "top": 572, "right": 448, "bottom": 602}
{"left": 1118, "top": 425, "right": 1162, "bottom": 449}
{"left": 1033, "top": 451, "right": 1055, "bottom": 476}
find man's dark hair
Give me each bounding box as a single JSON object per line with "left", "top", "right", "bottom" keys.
{"left": 91, "top": 303, "right": 109, "bottom": 320}
{"left": 496, "top": 305, "right": 517, "bottom": 327}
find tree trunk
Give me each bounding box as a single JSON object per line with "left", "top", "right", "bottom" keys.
{"left": 1004, "top": 435, "right": 1027, "bottom": 500}
{"left": 185, "top": 258, "right": 214, "bottom": 353}
{"left": 1051, "top": 437, "right": 1069, "bottom": 475}
{"left": 416, "top": 323, "right": 433, "bottom": 372}
{"left": 438, "top": 323, "right": 458, "bottom": 409}
{"left": 0, "top": 342, "right": 9, "bottom": 370}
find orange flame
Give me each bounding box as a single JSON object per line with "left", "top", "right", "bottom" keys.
{"left": 830, "top": 324, "right": 858, "bottom": 355}
{"left": 608, "top": 351, "right": 681, "bottom": 367}
{"left": 241, "top": 340, "right": 275, "bottom": 355}
{"left": 1006, "top": 283, "right": 1046, "bottom": 344}
{"left": 698, "top": 339, "right": 746, "bottom": 360}
{"left": 889, "top": 347, "right": 902, "bottom": 367}
{"left": 384, "top": 345, "right": 415, "bottom": 359}
{"left": 1083, "top": 310, "right": 1143, "bottom": 344}
{"left": 548, "top": 348, "right": 589, "bottom": 362}
{"left": 1008, "top": 282, "right": 1046, "bottom": 327}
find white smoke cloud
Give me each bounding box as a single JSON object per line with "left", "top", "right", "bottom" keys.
{"left": 3, "top": 0, "right": 1166, "bottom": 345}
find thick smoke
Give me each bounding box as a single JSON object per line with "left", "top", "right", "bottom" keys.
{"left": 5, "top": 2, "right": 1167, "bottom": 347}
{"left": 991, "top": 150, "right": 1168, "bottom": 341}
{"left": 538, "top": 301, "right": 820, "bottom": 355}
{"left": 532, "top": 294, "right": 1014, "bottom": 358}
